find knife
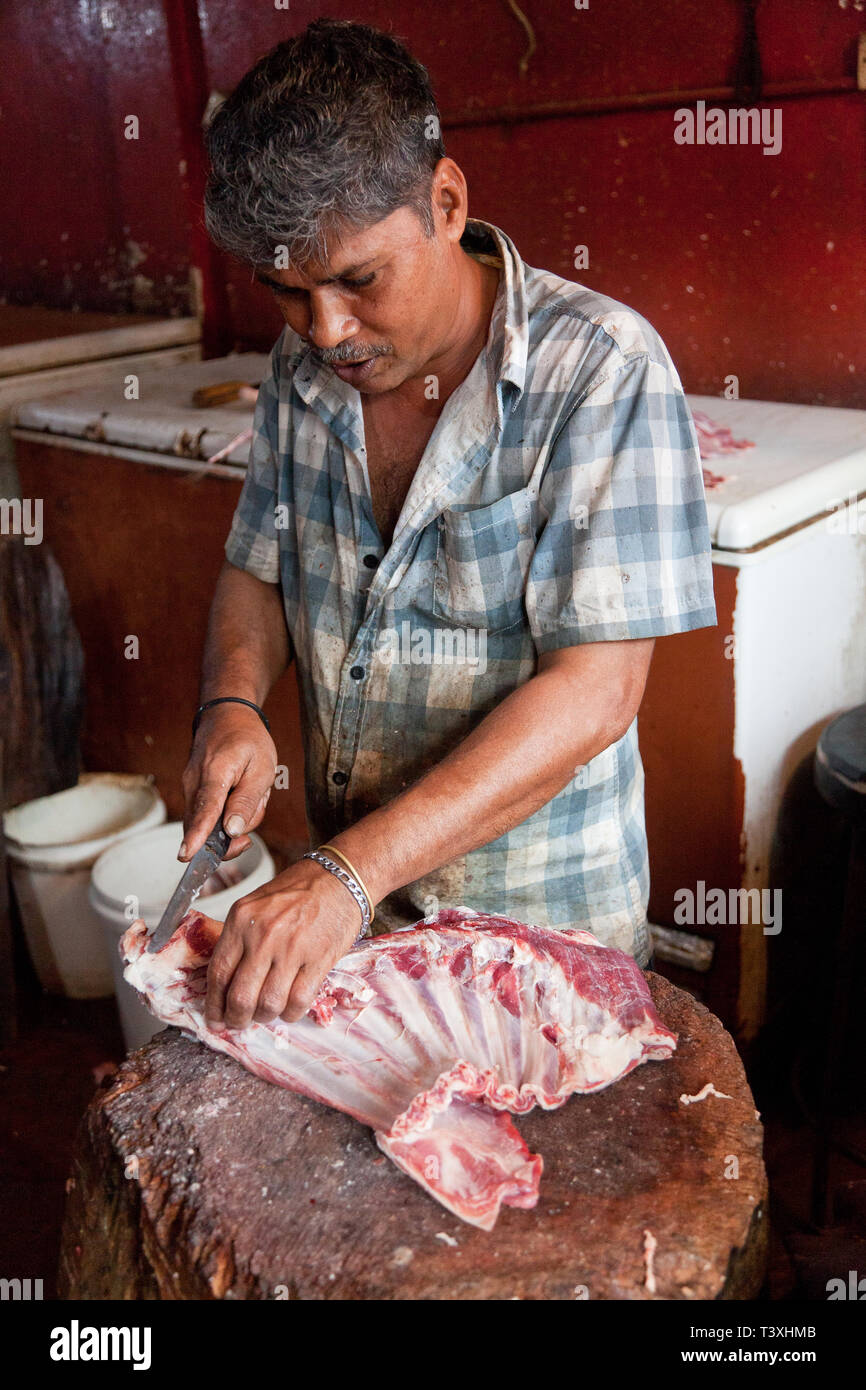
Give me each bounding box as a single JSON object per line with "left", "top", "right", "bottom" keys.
{"left": 147, "top": 815, "right": 231, "bottom": 952}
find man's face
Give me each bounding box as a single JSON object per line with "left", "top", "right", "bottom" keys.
{"left": 253, "top": 202, "right": 460, "bottom": 395}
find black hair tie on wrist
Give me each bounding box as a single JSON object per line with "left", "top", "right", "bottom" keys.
{"left": 192, "top": 697, "right": 271, "bottom": 738}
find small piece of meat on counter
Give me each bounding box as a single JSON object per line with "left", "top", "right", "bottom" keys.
{"left": 693, "top": 409, "right": 755, "bottom": 459}
{"left": 692, "top": 405, "right": 755, "bottom": 484}
{"left": 701, "top": 465, "right": 730, "bottom": 491}
{"left": 122, "top": 906, "right": 676, "bottom": 1229}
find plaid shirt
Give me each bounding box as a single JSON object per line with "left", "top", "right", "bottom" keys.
{"left": 225, "top": 219, "right": 717, "bottom": 963}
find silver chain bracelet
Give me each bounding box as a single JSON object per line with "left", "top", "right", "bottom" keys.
{"left": 302, "top": 849, "right": 373, "bottom": 943}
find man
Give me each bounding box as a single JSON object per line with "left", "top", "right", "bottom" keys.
{"left": 181, "top": 18, "right": 716, "bottom": 1032}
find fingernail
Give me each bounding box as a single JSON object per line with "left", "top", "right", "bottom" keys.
{"left": 178, "top": 841, "right": 188, "bottom": 861}
{"left": 225, "top": 815, "right": 244, "bottom": 836}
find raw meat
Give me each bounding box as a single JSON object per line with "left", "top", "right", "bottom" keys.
{"left": 121, "top": 906, "right": 676, "bottom": 1230}
{"left": 692, "top": 409, "right": 755, "bottom": 460}
{"left": 701, "top": 465, "right": 730, "bottom": 492}
{"left": 693, "top": 409, "right": 755, "bottom": 491}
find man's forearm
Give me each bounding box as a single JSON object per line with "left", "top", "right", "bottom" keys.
{"left": 330, "top": 638, "right": 654, "bottom": 907}
{"left": 200, "top": 560, "right": 291, "bottom": 706}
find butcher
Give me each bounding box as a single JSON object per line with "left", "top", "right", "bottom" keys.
{"left": 179, "top": 19, "right": 717, "bottom": 1032}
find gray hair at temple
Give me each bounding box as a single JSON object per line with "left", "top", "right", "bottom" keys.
{"left": 204, "top": 19, "right": 446, "bottom": 268}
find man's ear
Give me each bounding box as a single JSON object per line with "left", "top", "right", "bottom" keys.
{"left": 431, "top": 158, "right": 469, "bottom": 242}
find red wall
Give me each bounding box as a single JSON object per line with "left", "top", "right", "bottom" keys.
{"left": 1, "top": 0, "right": 864, "bottom": 403}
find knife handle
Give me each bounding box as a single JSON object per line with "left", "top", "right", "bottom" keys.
{"left": 192, "top": 380, "right": 251, "bottom": 408}
{"left": 205, "top": 815, "right": 231, "bottom": 860}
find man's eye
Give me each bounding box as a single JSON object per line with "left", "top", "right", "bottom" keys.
{"left": 264, "top": 273, "right": 377, "bottom": 297}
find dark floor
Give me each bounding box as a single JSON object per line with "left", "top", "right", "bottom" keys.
{"left": 1, "top": 952, "right": 126, "bottom": 1300}
{"left": 2, "top": 939, "right": 864, "bottom": 1301}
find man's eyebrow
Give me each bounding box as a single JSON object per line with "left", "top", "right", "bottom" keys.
{"left": 254, "top": 259, "right": 378, "bottom": 292}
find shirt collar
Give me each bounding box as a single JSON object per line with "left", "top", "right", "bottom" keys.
{"left": 461, "top": 218, "right": 529, "bottom": 399}
{"left": 288, "top": 217, "right": 530, "bottom": 412}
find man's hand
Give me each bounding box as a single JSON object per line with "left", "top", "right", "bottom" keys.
{"left": 180, "top": 704, "right": 278, "bottom": 862}
{"left": 204, "top": 858, "right": 362, "bottom": 1029}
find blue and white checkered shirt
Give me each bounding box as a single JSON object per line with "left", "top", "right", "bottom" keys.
{"left": 225, "top": 219, "right": 717, "bottom": 964}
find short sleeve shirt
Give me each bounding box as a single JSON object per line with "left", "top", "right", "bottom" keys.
{"left": 225, "top": 219, "right": 717, "bottom": 964}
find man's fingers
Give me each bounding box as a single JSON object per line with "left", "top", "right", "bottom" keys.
{"left": 253, "top": 961, "right": 297, "bottom": 1023}
{"left": 204, "top": 929, "right": 244, "bottom": 1027}
{"left": 223, "top": 772, "right": 275, "bottom": 840}
{"left": 281, "top": 962, "right": 321, "bottom": 1024}
{"left": 181, "top": 780, "right": 232, "bottom": 861}
{"left": 222, "top": 833, "right": 253, "bottom": 862}
{"left": 221, "top": 949, "right": 275, "bottom": 1031}
{"left": 250, "top": 787, "right": 272, "bottom": 829}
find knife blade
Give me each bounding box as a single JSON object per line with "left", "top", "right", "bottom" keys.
{"left": 147, "top": 815, "right": 231, "bottom": 953}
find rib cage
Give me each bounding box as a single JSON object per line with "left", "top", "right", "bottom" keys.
{"left": 122, "top": 906, "right": 676, "bottom": 1229}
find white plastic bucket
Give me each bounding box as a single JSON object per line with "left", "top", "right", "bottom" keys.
{"left": 3, "top": 774, "right": 166, "bottom": 998}
{"left": 89, "top": 821, "right": 275, "bottom": 1051}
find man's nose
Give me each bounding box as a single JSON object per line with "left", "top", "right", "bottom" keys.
{"left": 307, "top": 292, "right": 359, "bottom": 351}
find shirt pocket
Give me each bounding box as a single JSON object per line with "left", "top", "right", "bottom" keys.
{"left": 432, "top": 487, "right": 536, "bottom": 632}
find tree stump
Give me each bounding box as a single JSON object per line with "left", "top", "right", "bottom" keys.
{"left": 59, "top": 974, "right": 767, "bottom": 1300}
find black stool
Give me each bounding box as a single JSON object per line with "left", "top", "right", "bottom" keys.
{"left": 811, "top": 703, "right": 866, "bottom": 1227}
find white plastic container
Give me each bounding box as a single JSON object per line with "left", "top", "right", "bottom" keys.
{"left": 3, "top": 774, "right": 166, "bottom": 998}
{"left": 90, "top": 821, "right": 275, "bottom": 1051}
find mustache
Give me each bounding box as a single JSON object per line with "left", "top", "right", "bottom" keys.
{"left": 313, "top": 341, "right": 393, "bottom": 366}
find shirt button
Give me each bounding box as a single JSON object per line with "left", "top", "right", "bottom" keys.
{"left": 332, "top": 770, "right": 348, "bottom": 786}
{"left": 362, "top": 554, "right": 379, "bottom": 569}
{"left": 350, "top": 665, "right": 365, "bottom": 680}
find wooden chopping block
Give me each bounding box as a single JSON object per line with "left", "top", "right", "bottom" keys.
{"left": 58, "top": 974, "right": 767, "bottom": 1300}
